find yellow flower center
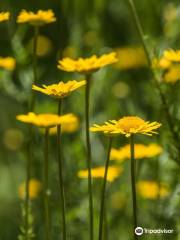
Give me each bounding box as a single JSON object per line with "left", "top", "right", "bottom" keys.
{"left": 117, "top": 116, "right": 145, "bottom": 132}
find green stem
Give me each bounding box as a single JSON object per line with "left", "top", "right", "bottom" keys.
{"left": 85, "top": 74, "right": 94, "bottom": 240}
{"left": 127, "top": 0, "right": 180, "bottom": 165}
{"left": 130, "top": 135, "right": 138, "bottom": 240}
{"left": 29, "top": 26, "right": 39, "bottom": 111}
{"left": 99, "top": 137, "right": 112, "bottom": 240}
{"left": 44, "top": 128, "right": 51, "bottom": 240}
{"left": 57, "top": 99, "right": 66, "bottom": 240}
{"left": 25, "top": 126, "right": 33, "bottom": 240}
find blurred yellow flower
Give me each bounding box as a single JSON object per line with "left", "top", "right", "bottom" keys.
{"left": 78, "top": 166, "right": 123, "bottom": 182}
{"left": 0, "top": 12, "right": 10, "bottom": 22}
{"left": 16, "top": 112, "right": 70, "bottom": 128}
{"left": 0, "top": 57, "right": 16, "bottom": 71}
{"left": 18, "top": 178, "right": 42, "bottom": 200}
{"left": 57, "top": 52, "right": 118, "bottom": 74}
{"left": 137, "top": 181, "right": 170, "bottom": 199}
{"left": 114, "top": 47, "right": 148, "bottom": 70}
{"left": 152, "top": 57, "right": 171, "bottom": 69}
{"left": 90, "top": 116, "right": 161, "bottom": 137}
{"left": 17, "top": 9, "right": 56, "bottom": 26}
{"left": 164, "top": 64, "right": 180, "bottom": 83}
{"left": 32, "top": 80, "right": 86, "bottom": 98}
{"left": 29, "top": 35, "right": 53, "bottom": 57}
{"left": 110, "top": 143, "right": 163, "bottom": 162}
{"left": 163, "top": 49, "right": 180, "bottom": 62}
{"left": 47, "top": 114, "right": 79, "bottom": 134}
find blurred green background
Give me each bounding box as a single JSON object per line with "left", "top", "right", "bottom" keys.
{"left": 0, "top": 0, "right": 180, "bottom": 239}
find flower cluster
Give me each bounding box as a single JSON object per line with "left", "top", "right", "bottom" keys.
{"left": 153, "top": 49, "right": 180, "bottom": 83}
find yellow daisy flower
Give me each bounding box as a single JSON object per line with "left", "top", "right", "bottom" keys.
{"left": 32, "top": 80, "right": 86, "bottom": 98}
{"left": 16, "top": 112, "right": 70, "bottom": 128}
{"left": 137, "top": 181, "right": 170, "bottom": 199}
{"left": 46, "top": 114, "right": 79, "bottom": 134}
{"left": 57, "top": 52, "right": 118, "bottom": 74}
{"left": 164, "top": 64, "right": 180, "bottom": 83}
{"left": 90, "top": 116, "right": 161, "bottom": 137}
{"left": 18, "top": 178, "right": 42, "bottom": 200}
{"left": 0, "top": 57, "right": 16, "bottom": 71}
{"left": 17, "top": 9, "right": 56, "bottom": 26}
{"left": 110, "top": 143, "right": 163, "bottom": 162}
{"left": 78, "top": 166, "right": 123, "bottom": 182}
{"left": 0, "top": 12, "right": 10, "bottom": 22}
{"left": 163, "top": 49, "right": 180, "bottom": 62}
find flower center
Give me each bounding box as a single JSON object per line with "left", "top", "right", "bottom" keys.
{"left": 117, "top": 116, "right": 145, "bottom": 132}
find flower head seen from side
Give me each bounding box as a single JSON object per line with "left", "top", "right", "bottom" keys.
{"left": 16, "top": 112, "right": 70, "bottom": 128}
{"left": 18, "top": 178, "right": 42, "bottom": 200}
{"left": 78, "top": 166, "right": 123, "bottom": 182}
{"left": 57, "top": 52, "right": 118, "bottom": 74}
{"left": 90, "top": 116, "right": 161, "bottom": 137}
{"left": 137, "top": 181, "right": 170, "bottom": 199}
{"left": 0, "top": 12, "right": 10, "bottom": 22}
{"left": 46, "top": 114, "right": 79, "bottom": 135}
{"left": 0, "top": 57, "right": 16, "bottom": 71}
{"left": 17, "top": 9, "right": 56, "bottom": 26}
{"left": 32, "top": 80, "right": 86, "bottom": 98}
{"left": 110, "top": 143, "right": 163, "bottom": 162}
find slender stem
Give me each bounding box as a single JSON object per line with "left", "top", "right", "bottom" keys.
{"left": 127, "top": 0, "right": 180, "bottom": 164}
{"left": 85, "top": 74, "right": 94, "bottom": 240}
{"left": 44, "top": 128, "right": 51, "bottom": 240}
{"left": 29, "top": 26, "right": 39, "bottom": 111}
{"left": 130, "top": 135, "right": 138, "bottom": 240}
{"left": 57, "top": 99, "right": 66, "bottom": 240}
{"left": 98, "top": 137, "right": 112, "bottom": 240}
{"left": 25, "top": 126, "right": 33, "bottom": 240}
{"left": 24, "top": 26, "right": 39, "bottom": 240}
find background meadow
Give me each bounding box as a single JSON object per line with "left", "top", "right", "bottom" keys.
{"left": 0, "top": 0, "right": 180, "bottom": 239}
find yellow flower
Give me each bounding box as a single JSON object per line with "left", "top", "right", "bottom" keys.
{"left": 114, "top": 47, "right": 148, "bottom": 70}
{"left": 47, "top": 114, "right": 79, "bottom": 134}
{"left": 163, "top": 49, "right": 180, "bottom": 62}
{"left": 110, "top": 143, "right": 163, "bottom": 162}
{"left": 32, "top": 80, "right": 86, "bottom": 98}
{"left": 16, "top": 112, "right": 70, "bottom": 128}
{"left": 0, "top": 57, "right": 16, "bottom": 71}
{"left": 152, "top": 57, "right": 171, "bottom": 69}
{"left": 78, "top": 166, "right": 123, "bottom": 182}
{"left": 137, "top": 181, "right": 170, "bottom": 199}
{"left": 0, "top": 12, "right": 10, "bottom": 22}
{"left": 17, "top": 9, "right": 56, "bottom": 26}
{"left": 90, "top": 116, "right": 161, "bottom": 137}
{"left": 164, "top": 64, "right": 180, "bottom": 83}
{"left": 57, "top": 52, "right": 118, "bottom": 74}
{"left": 18, "top": 178, "right": 42, "bottom": 200}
